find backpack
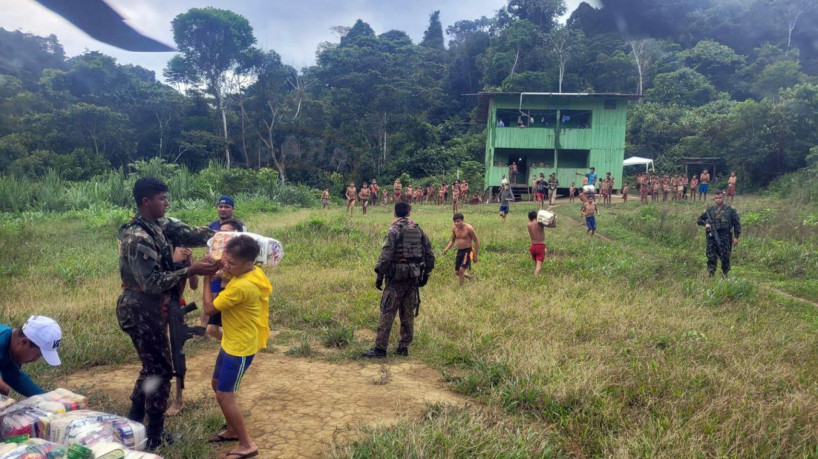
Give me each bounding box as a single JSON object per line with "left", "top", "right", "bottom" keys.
{"left": 392, "top": 223, "right": 425, "bottom": 281}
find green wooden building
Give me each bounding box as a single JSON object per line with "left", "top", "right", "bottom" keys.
{"left": 476, "top": 92, "right": 640, "bottom": 194}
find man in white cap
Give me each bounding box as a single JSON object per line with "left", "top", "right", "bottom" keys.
{"left": 0, "top": 315, "right": 62, "bottom": 396}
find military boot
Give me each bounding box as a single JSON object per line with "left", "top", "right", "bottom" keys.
{"left": 396, "top": 347, "right": 409, "bottom": 356}
{"left": 145, "top": 414, "right": 181, "bottom": 451}
{"left": 361, "top": 347, "right": 387, "bottom": 358}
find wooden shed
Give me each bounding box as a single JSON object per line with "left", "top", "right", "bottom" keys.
{"left": 476, "top": 92, "right": 640, "bottom": 196}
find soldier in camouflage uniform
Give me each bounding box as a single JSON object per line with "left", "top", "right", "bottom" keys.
{"left": 362, "top": 202, "right": 435, "bottom": 358}
{"left": 696, "top": 191, "right": 741, "bottom": 277}
{"left": 117, "top": 177, "right": 220, "bottom": 450}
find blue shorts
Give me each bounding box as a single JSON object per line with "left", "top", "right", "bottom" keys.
{"left": 212, "top": 349, "right": 255, "bottom": 393}
{"left": 499, "top": 205, "right": 509, "bottom": 214}
{"left": 698, "top": 183, "right": 709, "bottom": 194}
{"left": 585, "top": 216, "right": 596, "bottom": 231}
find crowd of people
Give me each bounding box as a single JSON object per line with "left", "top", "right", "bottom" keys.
{"left": 331, "top": 178, "right": 487, "bottom": 215}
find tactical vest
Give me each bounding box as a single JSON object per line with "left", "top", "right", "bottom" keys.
{"left": 392, "top": 223, "right": 424, "bottom": 281}
{"left": 707, "top": 206, "right": 734, "bottom": 231}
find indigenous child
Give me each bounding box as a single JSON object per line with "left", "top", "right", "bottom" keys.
{"left": 414, "top": 187, "right": 423, "bottom": 204}
{"left": 622, "top": 181, "right": 630, "bottom": 202}
{"left": 426, "top": 184, "right": 435, "bottom": 204}
{"left": 452, "top": 180, "right": 461, "bottom": 213}
{"left": 580, "top": 195, "right": 599, "bottom": 237}
{"left": 203, "top": 235, "right": 271, "bottom": 459}
{"left": 640, "top": 178, "right": 649, "bottom": 204}
{"left": 547, "top": 173, "right": 559, "bottom": 206}
{"left": 662, "top": 175, "right": 670, "bottom": 201}
{"left": 321, "top": 188, "right": 330, "bottom": 210}
{"left": 534, "top": 173, "right": 547, "bottom": 209}
{"left": 442, "top": 213, "right": 479, "bottom": 285}
{"left": 568, "top": 182, "right": 576, "bottom": 203}
{"left": 393, "top": 178, "right": 402, "bottom": 203}
{"left": 460, "top": 180, "right": 469, "bottom": 201}
{"left": 404, "top": 185, "right": 413, "bottom": 204}
{"left": 652, "top": 179, "right": 660, "bottom": 203}
{"left": 345, "top": 182, "right": 357, "bottom": 215}
{"left": 370, "top": 180, "right": 379, "bottom": 206}
{"left": 359, "top": 182, "right": 370, "bottom": 215}
{"left": 690, "top": 174, "right": 699, "bottom": 201}
{"left": 727, "top": 171, "right": 737, "bottom": 204}
{"left": 527, "top": 211, "right": 546, "bottom": 276}
{"left": 203, "top": 220, "right": 244, "bottom": 341}
{"left": 498, "top": 183, "right": 514, "bottom": 223}
{"left": 382, "top": 188, "right": 388, "bottom": 206}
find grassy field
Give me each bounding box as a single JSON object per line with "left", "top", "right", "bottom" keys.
{"left": 1, "top": 195, "right": 816, "bottom": 458}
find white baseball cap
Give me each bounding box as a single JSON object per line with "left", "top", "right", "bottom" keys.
{"left": 22, "top": 315, "right": 62, "bottom": 366}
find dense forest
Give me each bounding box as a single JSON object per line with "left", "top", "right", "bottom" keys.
{"left": 1, "top": 0, "right": 817, "bottom": 191}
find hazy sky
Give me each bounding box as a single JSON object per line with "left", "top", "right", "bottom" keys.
{"left": 3, "top": 0, "right": 598, "bottom": 79}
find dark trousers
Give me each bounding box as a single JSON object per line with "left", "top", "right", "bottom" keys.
{"left": 116, "top": 292, "right": 172, "bottom": 420}
{"left": 706, "top": 232, "right": 733, "bottom": 275}
{"left": 374, "top": 280, "right": 418, "bottom": 351}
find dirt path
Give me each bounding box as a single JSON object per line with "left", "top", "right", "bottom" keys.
{"left": 59, "top": 338, "right": 465, "bottom": 458}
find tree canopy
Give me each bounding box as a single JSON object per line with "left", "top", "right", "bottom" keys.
{"left": 0, "top": 0, "right": 816, "bottom": 188}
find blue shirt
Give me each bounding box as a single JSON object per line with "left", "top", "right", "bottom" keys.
{"left": 0, "top": 325, "right": 45, "bottom": 397}
{"left": 585, "top": 173, "right": 598, "bottom": 186}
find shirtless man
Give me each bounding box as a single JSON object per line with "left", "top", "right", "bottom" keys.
{"left": 460, "top": 181, "right": 469, "bottom": 202}
{"left": 414, "top": 187, "right": 423, "bottom": 204}
{"left": 404, "top": 184, "right": 413, "bottom": 204}
{"left": 393, "top": 178, "right": 402, "bottom": 203}
{"left": 534, "top": 173, "right": 547, "bottom": 209}
{"left": 580, "top": 195, "right": 599, "bottom": 237}
{"left": 568, "top": 182, "right": 576, "bottom": 203}
{"left": 726, "top": 171, "right": 737, "bottom": 204}
{"left": 699, "top": 169, "right": 710, "bottom": 202}
{"left": 359, "top": 181, "right": 371, "bottom": 215}
{"left": 321, "top": 188, "right": 330, "bottom": 211}
{"left": 527, "top": 211, "right": 546, "bottom": 276}
{"left": 690, "top": 174, "right": 698, "bottom": 201}
{"left": 345, "top": 182, "right": 357, "bottom": 215}
{"left": 370, "top": 180, "right": 379, "bottom": 206}
{"left": 426, "top": 184, "right": 435, "bottom": 204}
{"left": 639, "top": 176, "right": 648, "bottom": 204}
{"left": 452, "top": 180, "right": 460, "bottom": 213}
{"left": 438, "top": 183, "right": 446, "bottom": 205}
{"left": 442, "top": 212, "right": 479, "bottom": 285}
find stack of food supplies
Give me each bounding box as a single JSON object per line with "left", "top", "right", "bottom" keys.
{"left": 208, "top": 231, "right": 284, "bottom": 266}
{"left": 537, "top": 209, "right": 557, "bottom": 228}
{"left": 0, "top": 389, "right": 160, "bottom": 459}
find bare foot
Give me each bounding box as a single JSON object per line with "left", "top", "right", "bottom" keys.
{"left": 166, "top": 403, "right": 183, "bottom": 416}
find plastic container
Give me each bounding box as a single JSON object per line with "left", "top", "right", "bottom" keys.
{"left": 209, "top": 231, "right": 284, "bottom": 266}
{"left": 66, "top": 443, "right": 93, "bottom": 458}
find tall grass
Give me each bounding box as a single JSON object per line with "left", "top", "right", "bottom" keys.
{"left": 1, "top": 196, "right": 815, "bottom": 458}
{"left": 0, "top": 160, "right": 318, "bottom": 214}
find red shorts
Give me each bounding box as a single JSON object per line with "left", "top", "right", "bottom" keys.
{"left": 727, "top": 184, "right": 735, "bottom": 196}
{"left": 529, "top": 243, "right": 546, "bottom": 262}
{"left": 536, "top": 192, "right": 545, "bottom": 201}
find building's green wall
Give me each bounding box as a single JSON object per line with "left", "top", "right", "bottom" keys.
{"left": 484, "top": 94, "right": 630, "bottom": 190}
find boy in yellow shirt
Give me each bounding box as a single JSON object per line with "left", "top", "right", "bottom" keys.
{"left": 203, "top": 235, "right": 272, "bottom": 459}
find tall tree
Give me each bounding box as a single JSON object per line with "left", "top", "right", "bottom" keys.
{"left": 547, "top": 25, "right": 583, "bottom": 92}
{"left": 421, "top": 11, "right": 445, "bottom": 49}
{"left": 167, "top": 8, "right": 256, "bottom": 168}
